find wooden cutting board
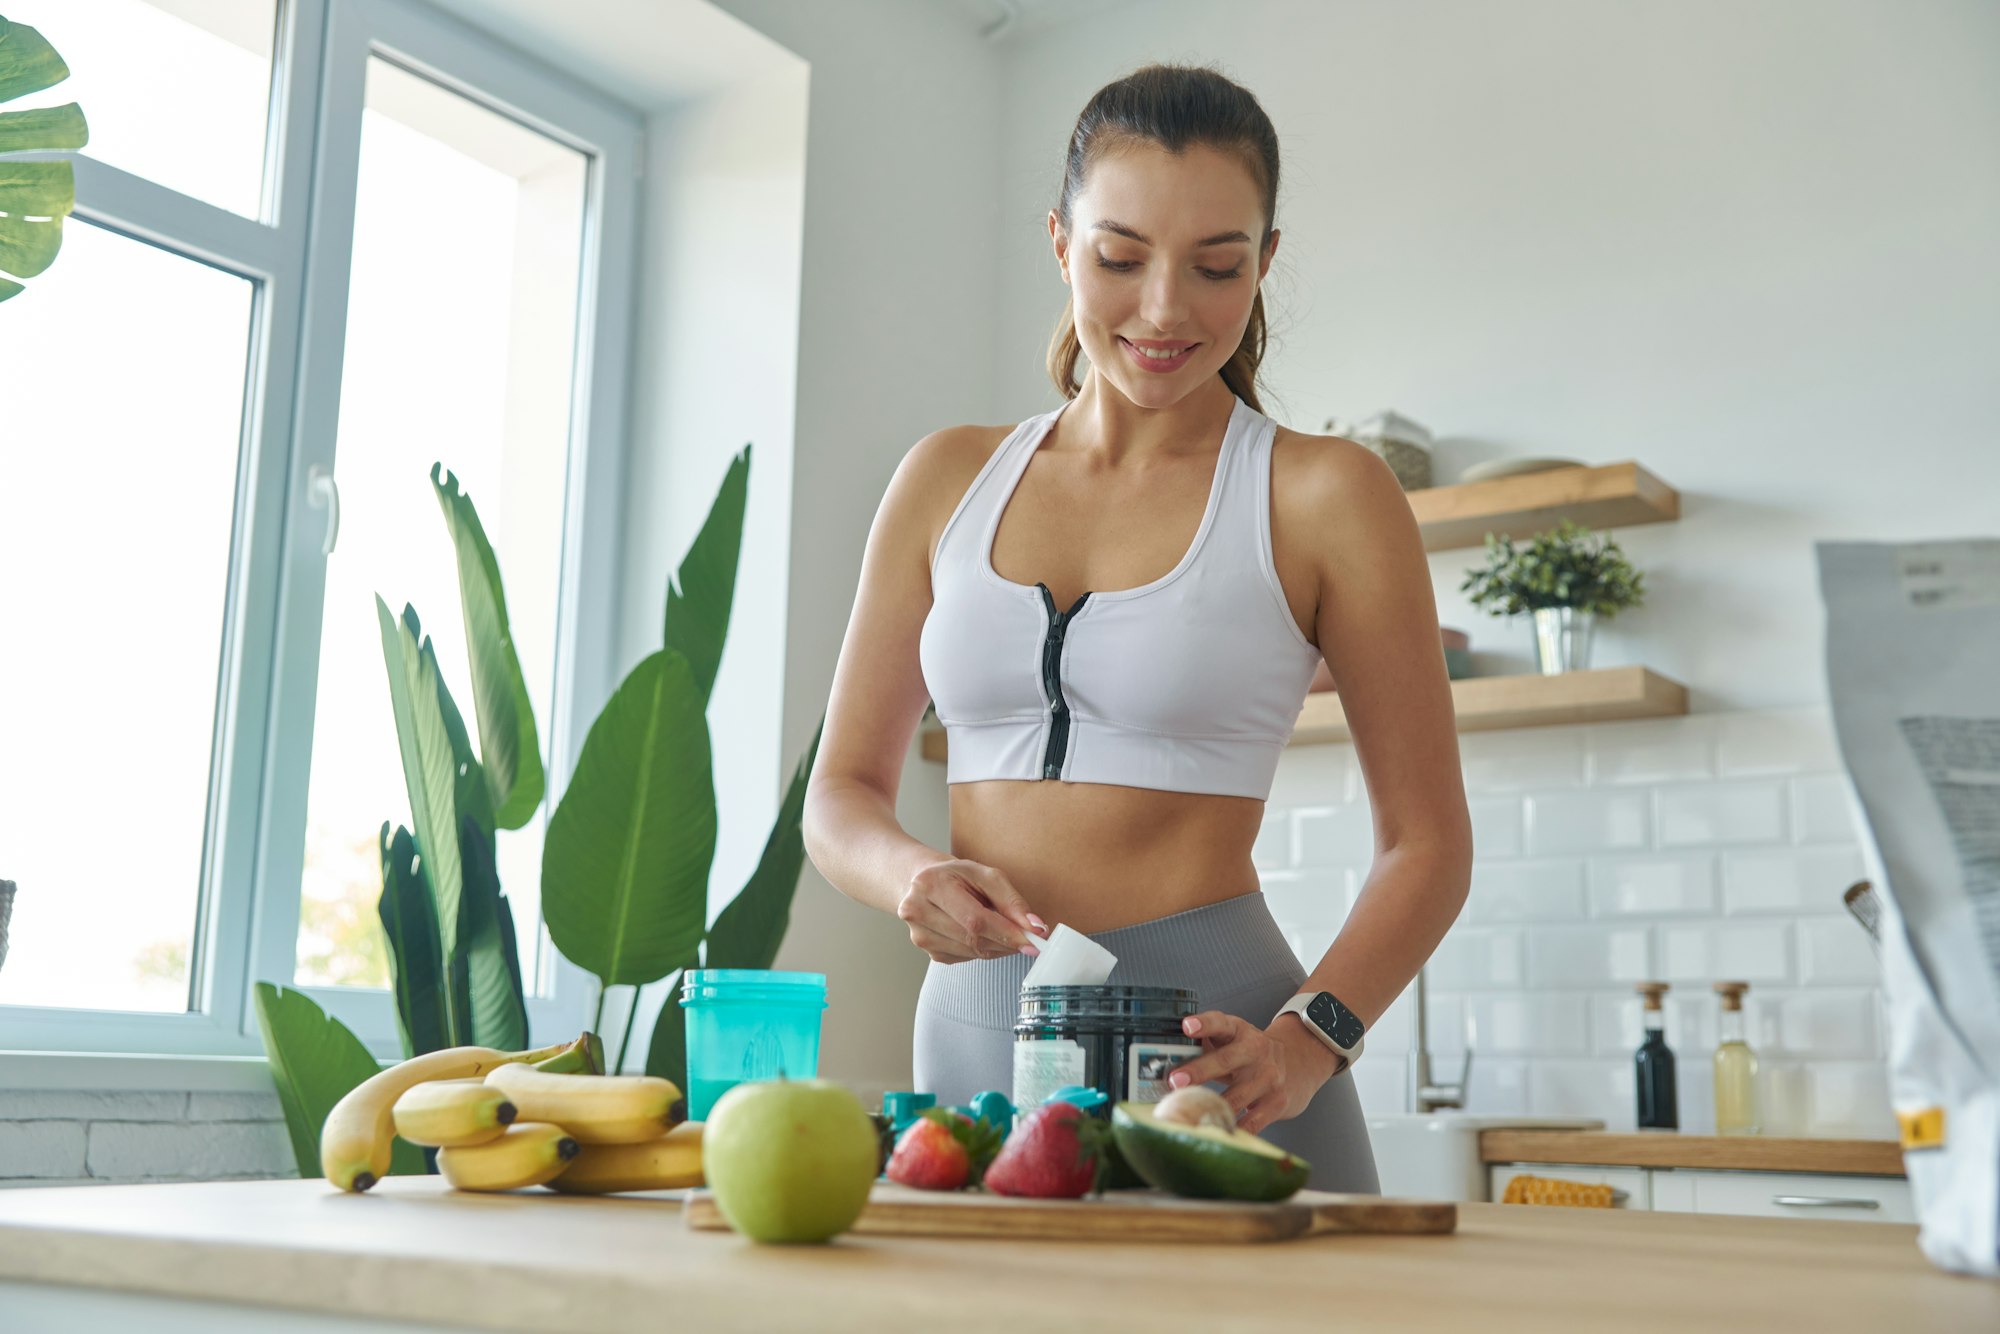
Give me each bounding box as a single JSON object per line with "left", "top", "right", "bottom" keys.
{"left": 684, "top": 1184, "right": 1455, "bottom": 1244}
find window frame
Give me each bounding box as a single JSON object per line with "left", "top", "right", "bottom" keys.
{"left": 0, "top": 0, "right": 641, "bottom": 1065}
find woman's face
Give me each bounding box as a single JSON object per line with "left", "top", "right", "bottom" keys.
{"left": 1052, "top": 142, "right": 1276, "bottom": 408}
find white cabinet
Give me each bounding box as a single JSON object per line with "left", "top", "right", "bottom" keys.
{"left": 1488, "top": 1162, "right": 1911, "bottom": 1224}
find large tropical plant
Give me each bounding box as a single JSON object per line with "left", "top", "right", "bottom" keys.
{"left": 0, "top": 16, "right": 91, "bottom": 302}
{"left": 254, "top": 441, "right": 823, "bottom": 1176}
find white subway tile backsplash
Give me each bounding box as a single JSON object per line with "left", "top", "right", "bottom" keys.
{"left": 1253, "top": 811, "right": 1292, "bottom": 869}
{"left": 1260, "top": 869, "right": 1348, "bottom": 928}
{"left": 1713, "top": 708, "right": 1844, "bottom": 776}
{"left": 1791, "top": 774, "right": 1860, "bottom": 845}
{"left": 1427, "top": 928, "right": 1525, "bottom": 990}
{"left": 1587, "top": 856, "right": 1718, "bottom": 917}
{"left": 0, "top": 1121, "right": 89, "bottom": 1179}
{"left": 1722, "top": 846, "right": 1867, "bottom": 915}
{"left": 1806, "top": 1062, "right": 1896, "bottom": 1137}
{"left": 1772, "top": 990, "right": 1879, "bottom": 1060}
{"left": 1591, "top": 995, "right": 1708, "bottom": 1057}
{"left": 1528, "top": 1060, "right": 1632, "bottom": 1129}
{"left": 1294, "top": 804, "right": 1373, "bottom": 866}
{"left": 1660, "top": 923, "right": 1792, "bottom": 984}
{"left": 1656, "top": 781, "right": 1788, "bottom": 847}
{"left": 1261, "top": 705, "right": 1887, "bottom": 1124}
{"left": 1459, "top": 727, "right": 1584, "bottom": 790}
{"left": 1469, "top": 797, "right": 1524, "bottom": 859}
{"left": 1524, "top": 790, "right": 1649, "bottom": 856}
{"left": 1585, "top": 717, "right": 1715, "bottom": 786}
{"left": 1797, "top": 917, "right": 1881, "bottom": 985}
{"left": 1467, "top": 860, "right": 1586, "bottom": 922}
{"left": 1526, "top": 925, "right": 1652, "bottom": 987}
{"left": 1465, "top": 995, "right": 1591, "bottom": 1056}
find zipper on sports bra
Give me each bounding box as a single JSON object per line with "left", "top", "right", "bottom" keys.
{"left": 1036, "top": 583, "right": 1090, "bottom": 779}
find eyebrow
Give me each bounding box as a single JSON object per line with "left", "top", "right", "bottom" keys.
{"left": 1091, "top": 220, "right": 1252, "bottom": 248}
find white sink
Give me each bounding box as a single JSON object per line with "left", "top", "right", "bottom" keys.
{"left": 1367, "top": 1113, "right": 1605, "bottom": 1201}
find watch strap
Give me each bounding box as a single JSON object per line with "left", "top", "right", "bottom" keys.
{"left": 1278, "top": 991, "right": 1364, "bottom": 1070}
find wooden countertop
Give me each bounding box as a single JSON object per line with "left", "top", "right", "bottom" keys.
{"left": 1480, "top": 1129, "right": 1906, "bottom": 1176}
{"left": 1, "top": 1176, "right": 1990, "bottom": 1332}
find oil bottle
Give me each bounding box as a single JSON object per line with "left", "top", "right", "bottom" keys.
{"left": 1713, "top": 981, "right": 1760, "bottom": 1135}
{"left": 1634, "top": 982, "right": 1678, "bottom": 1129}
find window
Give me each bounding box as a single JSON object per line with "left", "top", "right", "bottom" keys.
{"left": 0, "top": 0, "right": 639, "bottom": 1059}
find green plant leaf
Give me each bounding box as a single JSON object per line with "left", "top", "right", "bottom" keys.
{"left": 431, "top": 465, "right": 544, "bottom": 830}
{"left": 0, "top": 158, "right": 71, "bottom": 220}
{"left": 457, "top": 813, "right": 528, "bottom": 1051}
{"left": 663, "top": 445, "right": 749, "bottom": 706}
{"left": 376, "top": 822, "right": 447, "bottom": 1060}
{"left": 434, "top": 659, "right": 495, "bottom": 840}
{"left": 541, "top": 647, "right": 715, "bottom": 986}
{"left": 643, "top": 968, "right": 688, "bottom": 1090}
{"left": 0, "top": 211, "right": 60, "bottom": 278}
{"left": 374, "top": 597, "right": 465, "bottom": 1039}
{"left": 251, "top": 982, "right": 427, "bottom": 1179}
{"left": 0, "top": 102, "right": 85, "bottom": 152}
{"left": 704, "top": 715, "right": 824, "bottom": 970}
{"left": 0, "top": 19, "right": 70, "bottom": 105}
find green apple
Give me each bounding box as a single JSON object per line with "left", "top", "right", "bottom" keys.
{"left": 703, "top": 1078, "right": 879, "bottom": 1244}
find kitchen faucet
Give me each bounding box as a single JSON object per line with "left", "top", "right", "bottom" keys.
{"left": 1409, "top": 964, "right": 1474, "bottom": 1113}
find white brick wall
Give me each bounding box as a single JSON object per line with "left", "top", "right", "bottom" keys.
{"left": 0, "top": 1088, "right": 296, "bottom": 1189}
{"left": 1263, "top": 705, "right": 1894, "bottom": 1137}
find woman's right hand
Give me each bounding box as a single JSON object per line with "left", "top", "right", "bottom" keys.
{"left": 897, "top": 858, "right": 1048, "bottom": 964}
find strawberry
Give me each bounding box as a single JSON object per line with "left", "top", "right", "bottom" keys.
{"left": 886, "top": 1109, "right": 1003, "bottom": 1191}
{"left": 982, "top": 1101, "right": 1110, "bottom": 1199}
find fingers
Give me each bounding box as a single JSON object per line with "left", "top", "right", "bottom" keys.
{"left": 1239, "top": 1093, "right": 1288, "bottom": 1136}
{"left": 1167, "top": 1014, "right": 1261, "bottom": 1090}
{"left": 958, "top": 863, "right": 1048, "bottom": 939}
{"left": 898, "top": 862, "right": 1038, "bottom": 961}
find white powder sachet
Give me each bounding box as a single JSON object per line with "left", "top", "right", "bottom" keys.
{"left": 1019, "top": 923, "right": 1117, "bottom": 988}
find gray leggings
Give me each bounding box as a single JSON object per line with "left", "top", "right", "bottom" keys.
{"left": 912, "top": 891, "right": 1379, "bottom": 1194}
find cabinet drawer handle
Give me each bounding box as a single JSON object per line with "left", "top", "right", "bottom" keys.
{"left": 1771, "top": 1194, "right": 1880, "bottom": 1209}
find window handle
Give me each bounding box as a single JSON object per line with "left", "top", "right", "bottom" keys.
{"left": 307, "top": 465, "right": 340, "bottom": 556}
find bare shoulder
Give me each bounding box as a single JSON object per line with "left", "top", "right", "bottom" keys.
{"left": 899, "top": 421, "right": 1014, "bottom": 573}
{"left": 1268, "top": 424, "right": 1416, "bottom": 566}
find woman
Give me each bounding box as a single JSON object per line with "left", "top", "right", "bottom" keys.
{"left": 801, "top": 63, "right": 1471, "bottom": 1192}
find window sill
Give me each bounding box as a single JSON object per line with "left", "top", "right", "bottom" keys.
{"left": 0, "top": 1050, "right": 278, "bottom": 1095}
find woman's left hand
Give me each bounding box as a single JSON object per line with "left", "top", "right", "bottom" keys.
{"left": 1166, "top": 1010, "right": 1339, "bottom": 1136}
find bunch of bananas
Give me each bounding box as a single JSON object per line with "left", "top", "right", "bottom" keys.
{"left": 320, "top": 1033, "right": 705, "bottom": 1196}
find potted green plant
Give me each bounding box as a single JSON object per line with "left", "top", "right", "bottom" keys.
{"left": 1459, "top": 519, "right": 1646, "bottom": 674}
{"left": 254, "top": 443, "right": 823, "bottom": 1180}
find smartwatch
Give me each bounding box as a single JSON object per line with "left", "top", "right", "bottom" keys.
{"left": 1276, "top": 991, "right": 1365, "bottom": 1073}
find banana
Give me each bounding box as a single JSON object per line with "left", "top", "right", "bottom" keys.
{"left": 483, "top": 1064, "right": 687, "bottom": 1145}
{"left": 545, "top": 1123, "right": 705, "bottom": 1194}
{"left": 437, "top": 1122, "right": 579, "bottom": 1192}
{"left": 391, "top": 1078, "right": 518, "bottom": 1148}
{"left": 319, "top": 1036, "right": 583, "bottom": 1192}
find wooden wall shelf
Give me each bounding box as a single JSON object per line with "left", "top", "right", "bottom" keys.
{"left": 918, "top": 665, "right": 1688, "bottom": 761}
{"left": 1409, "top": 461, "right": 1679, "bottom": 551}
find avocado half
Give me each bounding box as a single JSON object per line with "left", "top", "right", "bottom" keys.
{"left": 1110, "top": 1101, "right": 1311, "bottom": 1202}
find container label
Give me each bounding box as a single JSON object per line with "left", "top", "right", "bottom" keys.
{"left": 1013, "top": 1038, "right": 1087, "bottom": 1108}
{"left": 1128, "top": 1042, "right": 1203, "bottom": 1103}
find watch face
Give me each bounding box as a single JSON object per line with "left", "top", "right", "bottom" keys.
{"left": 1307, "top": 992, "right": 1366, "bottom": 1050}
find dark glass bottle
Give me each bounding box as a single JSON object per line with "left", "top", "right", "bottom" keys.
{"left": 1635, "top": 982, "right": 1678, "bottom": 1130}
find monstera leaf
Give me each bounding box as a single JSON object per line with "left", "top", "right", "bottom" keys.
{"left": 0, "top": 18, "right": 89, "bottom": 303}
{"left": 431, "top": 465, "right": 544, "bottom": 830}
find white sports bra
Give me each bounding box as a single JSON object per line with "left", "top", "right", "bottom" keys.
{"left": 918, "top": 392, "right": 1320, "bottom": 800}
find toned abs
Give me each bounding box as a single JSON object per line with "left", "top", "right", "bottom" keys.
{"left": 924, "top": 415, "right": 1326, "bottom": 934}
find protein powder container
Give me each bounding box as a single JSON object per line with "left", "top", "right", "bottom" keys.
{"left": 1013, "top": 984, "right": 1202, "bottom": 1110}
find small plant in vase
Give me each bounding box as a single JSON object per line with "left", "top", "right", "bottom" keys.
{"left": 1460, "top": 519, "right": 1645, "bottom": 675}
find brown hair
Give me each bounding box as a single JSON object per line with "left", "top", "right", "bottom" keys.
{"left": 1045, "top": 62, "right": 1281, "bottom": 413}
